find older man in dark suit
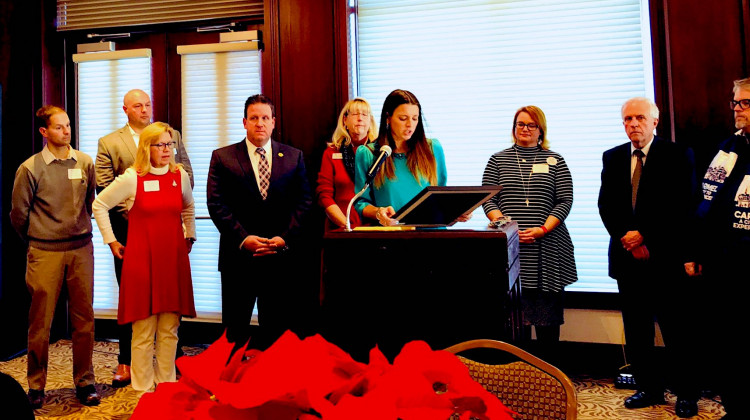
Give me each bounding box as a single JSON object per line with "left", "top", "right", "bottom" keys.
{"left": 96, "top": 88, "right": 193, "bottom": 387}
{"left": 598, "top": 97, "right": 700, "bottom": 418}
{"left": 207, "top": 94, "right": 312, "bottom": 351}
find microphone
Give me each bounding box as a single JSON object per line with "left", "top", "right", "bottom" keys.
{"left": 345, "top": 144, "right": 392, "bottom": 231}
{"left": 364, "top": 145, "right": 392, "bottom": 186}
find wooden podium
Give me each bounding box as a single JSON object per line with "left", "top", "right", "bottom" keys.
{"left": 320, "top": 223, "right": 520, "bottom": 361}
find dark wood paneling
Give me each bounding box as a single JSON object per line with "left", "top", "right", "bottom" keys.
{"left": 275, "top": 0, "right": 340, "bottom": 173}
{"left": 657, "top": 0, "right": 750, "bottom": 172}
{"left": 0, "top": 0, "right": 56, "bottom": 360}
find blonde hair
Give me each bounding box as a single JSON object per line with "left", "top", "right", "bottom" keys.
{"left": 512, "top": 105, "right": 550, "bottom": 150}
{"left": 329, "top": 98, "right": 378, "bottom": 149}
{"left": 134, "top": 122, "right": 183, "bottom": 176}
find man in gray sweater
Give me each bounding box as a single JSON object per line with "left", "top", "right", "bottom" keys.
{"left": 10, "top": 106, "right": 100, "bottom": 409}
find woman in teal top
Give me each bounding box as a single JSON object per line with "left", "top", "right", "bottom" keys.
{"left": 354, "top": 89, "right": 447, "bottom": 225}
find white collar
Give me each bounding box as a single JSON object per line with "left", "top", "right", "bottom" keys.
{"left": 41, "top": 145, "right": 76, "bottom": 165}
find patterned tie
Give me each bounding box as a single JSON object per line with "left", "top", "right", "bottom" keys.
{"left": 256, "top": 147, "right": 270, "bottom": 199}
{"left": 632, "top": 149, "right": 644, "bottom": 209}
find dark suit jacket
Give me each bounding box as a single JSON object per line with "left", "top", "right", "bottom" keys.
{"left": 206, "top": 139, "right": 312, "bottom": 272}
{"left": 598, "top": 137, "right": 696, "bottom": 280}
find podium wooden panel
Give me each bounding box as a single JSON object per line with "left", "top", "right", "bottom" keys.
{"left": 320, "top": 223, "right": 520, "bottom": 361}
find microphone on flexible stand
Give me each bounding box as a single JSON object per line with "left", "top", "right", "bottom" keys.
{"left": 345, "top": 145, "right": 392, "bottom": 231}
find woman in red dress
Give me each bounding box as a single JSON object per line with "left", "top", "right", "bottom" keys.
{"left": 93, "top": 122, "right": 196, "bottom": 392}
{"left": 316, "top": 98, "right": 378, "bottom": 230}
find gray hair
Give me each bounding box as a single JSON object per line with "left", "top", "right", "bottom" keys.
{"left": 622, "top": 97, "right": 659, "bottom": 119}
{"left": 733, "top": 77, "right": 750, "bottom": 93}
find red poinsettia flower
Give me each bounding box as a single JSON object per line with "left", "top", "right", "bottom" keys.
{"left": 133, "top": 331, "right": 515, "bottom": 420}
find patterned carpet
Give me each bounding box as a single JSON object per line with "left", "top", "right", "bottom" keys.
{"left": 0, "top": 339, "right": 727, "bottom": 419}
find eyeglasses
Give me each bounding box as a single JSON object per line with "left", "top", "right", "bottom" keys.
{"left": 730, "top": 99, "right": 750, "bottom": 110}
{"left": 348, "top": 112, "right": 370, "bottom": 118}
{"left": 515, "top": 122, "right": 538, "bottom": 130}
{"left": 150, "top": 141, "right": 176, "bottom": 150}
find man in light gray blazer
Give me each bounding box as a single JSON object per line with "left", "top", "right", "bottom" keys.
{"left": 95, "top": 89, "right": 193, "bottom": 388}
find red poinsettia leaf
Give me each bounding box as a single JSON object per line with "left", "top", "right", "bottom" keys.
{"left": 215, "top": 331, "right": 364, "bottom": 409}
{"left": 131, "top": 381, "right": 206, "bottom": 420}
{"left": 327, "top": 345, "right": 393, "bottom": 405}
{"left": 221, "top": 348, "right": 263, "bottom": 383}
{"left": 396, "top": 406, "right": 456, "bottom": 420}
{"left": 176, "top": 332, "right": 235, "bottom": 392}
{"left": 192, "top": 400, "right": 259, "bottom": 420}
{"left": 322, "top": 393, "right": 400, "bottom": 420}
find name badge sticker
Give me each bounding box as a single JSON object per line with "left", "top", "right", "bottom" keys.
{"left": 143, "top": 180, "right": 160, "bottom": 192}
{"left": 532, "top": 163, "right": 549, "bottom": 174}
{"left": 68, "top": 168, "right": 82, "bottom": 180}
{"left": 332, "top": 153, "right": 343, "bottom": 160}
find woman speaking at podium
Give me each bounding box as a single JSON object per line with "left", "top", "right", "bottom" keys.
{"left": 481, "top": 105, "right": 577, "bottom": 355}
{"left": 354, "top": 89, "right": 447, "bottom": 226}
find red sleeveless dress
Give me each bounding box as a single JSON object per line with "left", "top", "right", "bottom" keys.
{"left": 118, "top": 169, "right": 196, "bottom": 324}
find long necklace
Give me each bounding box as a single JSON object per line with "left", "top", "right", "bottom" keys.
{"left": 514, "top": 144, "right": 540, "bottom": 207}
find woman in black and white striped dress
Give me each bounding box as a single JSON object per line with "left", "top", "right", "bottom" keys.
{"left": 482, "top": 105, "right": 577, "bottom": 349}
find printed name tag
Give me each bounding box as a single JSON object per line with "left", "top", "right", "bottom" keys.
{"left": 143, "top": 180, "right": 160, "bottom": 192}
{"left": 332, "top": 153, "right": 343, "bottom": 159}
{"left": 68, "top": 168, "right": 82, "bottom": 180}
{"left": 532, "top": 163, "right": 549, "bottom": 174}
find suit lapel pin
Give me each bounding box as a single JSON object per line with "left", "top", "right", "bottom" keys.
{"left": 278, "top": 152, "right": 284, "bottom": 157}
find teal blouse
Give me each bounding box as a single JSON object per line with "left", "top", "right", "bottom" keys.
{"left": 354, "top": 138, "right": 447, "bottom": 216}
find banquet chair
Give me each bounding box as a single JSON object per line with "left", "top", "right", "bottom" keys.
{"left": 445, "top": 339, "right": 577, "bottom": 420}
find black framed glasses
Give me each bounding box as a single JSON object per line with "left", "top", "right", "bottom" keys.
{"left": 150, "top": 141, "right": 176, "bottom": 150}
{"left": 730, "top": 99, "right": 750, "bottom": 110}
{"left": 515, "top": 122, "right": 538, "bottom": 130}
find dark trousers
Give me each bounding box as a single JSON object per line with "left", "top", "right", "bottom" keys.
{"left": 111, "top": 212, "right": 131, "bottom": 365}
{"left": 616, "top": 262, "right": 700, "bottom": 399}
{"left": 221, "top": 252, "right": 300, "bottom": 352}
{"left": 701, "top": 262, "right": 744, "bottom": 414}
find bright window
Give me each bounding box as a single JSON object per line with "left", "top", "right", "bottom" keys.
{"left": 75, "top": 47, "right": 262, "bottom": 320}
{"left": 74, "top": 50, "right": 152, "bottom": 317}
{"left": 355, "top": 0, "right": 655, "bottom": 293}
{"left": 179, "top": 48, "right": 263, "bottom": 320}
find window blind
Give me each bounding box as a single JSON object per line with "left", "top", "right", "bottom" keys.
{"left": 57, "top": 0, "right": 263, "bottom": 31}
{"left": 180, "top": 48, "right": 263, "bottom": 320}
{"left": 355, "top": 0, "right": 655, "bottom": 293}
{"left": 74, "top": 51, "right": 152, "bottom": 318}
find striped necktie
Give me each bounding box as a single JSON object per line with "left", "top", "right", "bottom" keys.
{"left": 256, "top": 147, "right": 270, "bottom": 199}
{"left": 632, "top": 149, "right": 644, "bottom": 209}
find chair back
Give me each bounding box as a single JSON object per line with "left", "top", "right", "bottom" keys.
{"left": 445, "top": 339, "right": 577, "bottom": 420}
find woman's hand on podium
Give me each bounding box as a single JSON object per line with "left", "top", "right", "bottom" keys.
{"left": 375, "top": 206, "right": 397, "bottom": 226}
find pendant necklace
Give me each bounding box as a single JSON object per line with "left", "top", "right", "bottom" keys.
{"left": 514, "top": 144, "right": 539, "bottom": 206}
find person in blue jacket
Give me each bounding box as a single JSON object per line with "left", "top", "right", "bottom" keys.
{"left": 354, "top": 89, "right": 447, "bottom": 225}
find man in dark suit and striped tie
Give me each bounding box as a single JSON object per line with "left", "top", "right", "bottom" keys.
{"left": 598, "top": 97, "right": 700, "bottom": 418}
{"left": 207, "top": 94, "right": 312, "bottom": 351}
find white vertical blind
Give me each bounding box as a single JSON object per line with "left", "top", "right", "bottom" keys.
{"left": 180, "top": 49, "right": 262, "bottom": 320}
{"left": 356, "top": 0, "right": 655, "bottom": 293}
{"left": 75, "top": 53, "right": 152, "bottom": 317}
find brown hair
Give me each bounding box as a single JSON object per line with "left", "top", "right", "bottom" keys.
{"left": 35, "top": 105, "right": 67, "bottom": 129}
{"left": 373, "top": 89, "right": 437, "bottom": 188}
